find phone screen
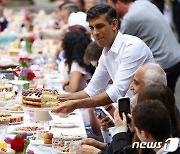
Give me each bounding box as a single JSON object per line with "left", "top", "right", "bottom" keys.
{"left": 95, "top": 107, "right": 115, "bottom": 127}
{"left": 95, "top": 108, "right": 107, "bottom": 118}
{"left": 118, "top": 97, "right": 131, "bottom": 124}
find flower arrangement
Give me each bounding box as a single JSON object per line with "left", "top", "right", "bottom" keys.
{"left": 4, "top": 133, "right": 34, "bottom": 154}
{"left": 14, "top": 67, "right": 36, "bottom": 81}
{"left": 14, "top": 57, "right": 36, "bottom": 89}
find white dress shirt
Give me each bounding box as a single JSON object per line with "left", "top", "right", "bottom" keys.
{"left": 84, "top": 32, "right": 155, "bottom": 103}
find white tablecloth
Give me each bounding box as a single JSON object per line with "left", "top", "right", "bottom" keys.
{"left": 4, "top": 109, "right": 86, "bottom": 154}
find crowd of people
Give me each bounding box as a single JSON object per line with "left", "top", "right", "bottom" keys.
{"left": 1, "top": 0, "right": 180, "bottom": 153}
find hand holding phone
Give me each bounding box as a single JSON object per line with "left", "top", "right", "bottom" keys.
{"left": 118, "top": 97, "right": 131, "bottom": 124}
{"left": 95, "top": 108, "right": 107, "bottom": 118}
{"left": 95, "top": 107, "right": 115, "bottom": 128}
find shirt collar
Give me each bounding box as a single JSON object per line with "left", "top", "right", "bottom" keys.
{"left": 103, "top": 31, "right": 123, "bottom": 56}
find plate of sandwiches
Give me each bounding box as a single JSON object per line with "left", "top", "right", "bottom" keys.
{"left": 21, "top": 88, "right": 60, "bottom": 109}
{"left": 12, "top": 126, "right": 45, "bottom": 135}
{"left": 0, "top": 112, "right": 24, "bottom": 125}
{"left": 56, "top": 134, "right": 87, "bottom": 141}
{"left": 9, "top": 115, "right": 24, "bottom": 125}
{"left": 6, "top": 105, "right": 24, "bottom": 113}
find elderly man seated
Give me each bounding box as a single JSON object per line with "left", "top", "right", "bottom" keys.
{"left": 129, "top": 63, "right": 167, "bottom": 104}
{"left": 81, "top": 63, "right": 168, "bottom": 152}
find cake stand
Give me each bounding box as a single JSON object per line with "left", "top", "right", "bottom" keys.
{"left": 20, "top": 104, "right": 53, "bottom": 122}
{"left": 8, "top": 80, "right": 29, "bottom": 104}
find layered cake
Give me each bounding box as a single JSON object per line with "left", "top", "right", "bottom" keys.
{"left": 22, "top": 89, "right": 59, "bottom": 107}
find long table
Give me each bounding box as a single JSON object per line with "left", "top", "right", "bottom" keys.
{"left": 4, "top": 108, "right": 86, "bottom": 154}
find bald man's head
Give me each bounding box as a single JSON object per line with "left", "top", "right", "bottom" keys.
{"left": 130, "top": 63, "right": 167, "bottom": 95}
{"left": 142, "top": 63, "right": 167, "bottom": 86}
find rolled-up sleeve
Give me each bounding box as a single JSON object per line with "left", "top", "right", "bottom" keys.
{"left": 106, "top": 40, "right": 154, "bottom": 103}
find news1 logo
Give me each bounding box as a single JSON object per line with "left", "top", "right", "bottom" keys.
{"left": 132, "top": 138, "right": 180, "bottom": 152}
{"left": 164, "top": 138, "right": 179, "bottom": 152}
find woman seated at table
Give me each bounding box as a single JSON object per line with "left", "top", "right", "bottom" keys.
{"left": 62, "top": 30, "right": 92, "bottom": 126}
{"left": 62, "top": 30, "right": 92, "bottom": 92}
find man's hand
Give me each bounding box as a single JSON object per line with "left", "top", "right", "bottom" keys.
{"left": 57, "top": 94, "right": 71, "bottom": 102}
{"left": 97, "top": 114, "right": 114, "bottom": 131}
{"left": 52, "top": 100, "right": 77, "bottom": 114}
{"left": 114, "top": 108, "right": 127, "bottom": 128}
{"left": 81, "top": 144, "right": 101, "bottom": 154}
{"left": 127, "top": 113, "right": 135, "bottom": 132}
{"left": 81, "top": 138, "right": 106, "bottom": 150}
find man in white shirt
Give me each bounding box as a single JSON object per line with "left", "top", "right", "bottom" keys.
{"left": 52, "top": 4, "right": 154, "bottom": 114}
{"left": 107, "top": 0, "right": 180, "bottom": 93}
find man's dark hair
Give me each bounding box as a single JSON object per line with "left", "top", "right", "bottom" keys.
{"left": 86, "top": 4, "right": 118, "bottom": 24}
{"left": 132, "top": 100, "right": 171, "bottom": 141}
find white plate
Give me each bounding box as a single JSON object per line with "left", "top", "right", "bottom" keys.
{"left": 8, "top": 80, "right": 29, "bottom": 85}
{"left": 9, "top": 121, "right": 24, "bottom": 125}
{"left": 30, "top": 139, "right": 52, "bottom": 147}
{"left": 20, "top": 104, "right": 53, "bottom": 111}
{"left": 57, "top": 135, "right": 86, "bottom": 141}
{"left": 12, "top": 130, "right": 35, "bottom": 135}
{"left": 52, "top": 123, "right": 79, "bottom": 128}
{"left": 8, "top": 110, "right": 24, "bottom": 113}
{"left": 5, "top": 105, "right": 24, "bottom": 113}
{"left": 12, "top": 127, "right": 45, "bottom": 135}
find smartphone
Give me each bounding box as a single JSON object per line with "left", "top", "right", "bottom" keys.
{"left": 118, "top": 97, "right": 131, "bottom": 124}
{"left": 95, "top": 107, "right": 115, "bottom": 127}
{"left": 95, "top": 108, "right": 107, "bottom": 118}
